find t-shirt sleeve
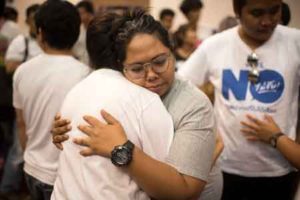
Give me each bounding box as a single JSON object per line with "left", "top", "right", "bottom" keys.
{"left": 5, "top": 35, "right": 25, "bottom": 62}
{"left": 165, "top": 97, "right": 216, "bottom": 181}
{"left": 139, "top": 95, "right": 174, "bottom": 162}
{"left": 178, "top": 43, "right": 210, "bottom": 86}
{"left": 13, "top": 69, "right": 22, "bottom": 109}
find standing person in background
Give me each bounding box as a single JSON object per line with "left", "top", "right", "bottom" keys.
{"left": 159, "top": 8, "right": 175, "bottom": 34}
{"left": 5, "top": 4, "right": 42, "bottom": 74}
{"left": 0, "top": 4, "right": 42, "bottom": 200}
{"left": 13, "top": 1, "right": 90, "bottom": 199}
{"left": 173, "top": 24, "right": 197, "bottom": 70}
{"left": 179, "top": 0, "right": 300, "bottom": 199}
{"left": 180, "top": 0, "right": 213, "bottom": 44}
{"left": 73, "top": 0, "right": 94, "bottom": 65}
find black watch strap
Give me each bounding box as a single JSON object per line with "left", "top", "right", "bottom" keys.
{"left": 123, "top": 140, "right": 134, "bottom": 151}
{"left": 269, "top": 132, "right": 284, "bottom": 148}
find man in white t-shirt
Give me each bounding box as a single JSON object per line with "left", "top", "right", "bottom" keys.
{"left": 179, "top": 0, "right": 300, "bottom": 199}
{"left": 13, "top": 1, "right": 90, "bottom": 199}
{"left": 5, "top": 4, "right": 42, "bottom": 74}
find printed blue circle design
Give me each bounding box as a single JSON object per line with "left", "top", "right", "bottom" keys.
{"left": 250, "top": 70, "right": 284, "bottom": 103}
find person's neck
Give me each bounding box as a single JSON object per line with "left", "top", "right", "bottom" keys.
{"left": 43, "top": 48, "right": 73, "bottom": 56}
{"left": 238, "top": 26, "right": 266, "bottom": 51}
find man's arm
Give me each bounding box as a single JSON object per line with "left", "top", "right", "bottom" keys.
{"left": 15, "top": 108, "right": 27, "bottom": 151}
{"left": 241, "top": 114, "right": 300, "bottom": 170}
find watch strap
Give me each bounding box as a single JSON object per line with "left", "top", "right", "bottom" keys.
{"left": 269, "top": 132, "right": 284, "bottom": 148}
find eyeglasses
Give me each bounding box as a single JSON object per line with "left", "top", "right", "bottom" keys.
{"left": 247, "top": 52, "right": 260, "bottom": 84}
{"left": 123, "top": 53, "right": 171, "bottom": 80}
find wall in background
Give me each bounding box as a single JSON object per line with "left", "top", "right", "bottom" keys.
{"left": 7, "top": 0, "right": 300, "bottom": 35}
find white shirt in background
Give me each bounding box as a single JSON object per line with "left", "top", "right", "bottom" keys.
{"left": 13, "top": 53, "right": 90, "bottom": 185}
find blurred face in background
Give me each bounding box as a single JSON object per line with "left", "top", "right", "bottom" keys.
{"left": 184, "top": 28, "right": 197, "bottom": 47}
{"left": 161, "top": 15, "right": 174, "bottom": 31}
{"left": 238, "top": 0, "right": 282, "bottom": 44}
{"left": 78, "top": 7, "right": 93, "bottom": 27}
{"left": 187, "top": 8, "right": 201, "bottom": 27}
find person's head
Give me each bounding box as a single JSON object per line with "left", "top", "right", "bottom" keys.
{"left": 174, "top": 24, "right": 197, "bottom": 48}
{"left": 233, "top": 0, "right": 282, "bottom": 44}
{"left": 35, "top": 0, "right": 80, "bottom": 51}
{"left": 218, "top": 16, "right": 239, "bottom": 32}
{"left": 159, "top": 9, "right": 175, "bottom": 31}
{"left": 25, "top": 4, "right": 40, "bottom": 38}
{"left": 180, "top": 0, "right": 203, "bottom": 27}
{"left": 4, "top": 7, "right": 18, "bottom": 22}
{"left": 76, "top": 0, "right": 94, "bottom": 27}
{"left": 87, "top": 9, "right": 175, "bottom": 97}
{"left": 281, "top": 2, "right": 290, "bottom": 26}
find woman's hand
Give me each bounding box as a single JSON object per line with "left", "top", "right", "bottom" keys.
{"left": 51, "top": 113, "right": 71, "bottom": 150}
{"left": 74, "top": 110, "right": 127, "bottom": 157}
{"left": 240, "top": 114, "right": 281, "bottom": 143}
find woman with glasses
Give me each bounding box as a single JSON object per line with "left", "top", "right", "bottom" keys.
{"left": 52, "top": 10, "right": 222, "bottom": 200}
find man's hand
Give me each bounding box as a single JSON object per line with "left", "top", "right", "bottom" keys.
{"left": 74, "top": 110, "right": 127, "bottom": 157}
{"left": 240, "top": 114, "right": 281, "bottom": 143}
{"left": 51, "top": 113, "right": 71, "bottom": 150}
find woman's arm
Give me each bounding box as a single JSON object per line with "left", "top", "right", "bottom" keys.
{"left": 240, "top": 114, "right": 300, "bottom": 170}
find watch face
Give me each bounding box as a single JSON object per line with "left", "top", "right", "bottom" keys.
{"left": 115, "top": 150, "right": 129, "bottom": 164}
{"left": 112, "top": 147, "right": 130, "bottom": 166}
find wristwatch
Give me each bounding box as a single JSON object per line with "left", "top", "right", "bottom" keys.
{"left": 269, "top": 132, "right": 284, "bottom": 148}
{"left": 111, "top": 140, "right": 134, "bottom": 167}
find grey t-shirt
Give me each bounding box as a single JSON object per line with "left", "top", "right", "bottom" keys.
{"left": 163, "top": 78, "right": 216, "bottom": 181}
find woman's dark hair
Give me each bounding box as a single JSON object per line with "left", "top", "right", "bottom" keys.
{"left": 35, "top": 0, "right": 80, "bottom": 50}
{"left": 86, "top": 9, "right": 173, "bottom": 71}
{"left": 233, "top": 0, "right": 247, "bottom": 16}
{"left": 174, "top": 24, "right": 191, "bottom": 48}
{"left": 114, "top": 9, "right": 173, "bottom": 68}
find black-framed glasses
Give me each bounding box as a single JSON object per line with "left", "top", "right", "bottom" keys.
{"left": 247, "top": 52, "right": 260, "bottom": 84}
{"left": 123, "top": 53, "right": 171, "bottom": 80}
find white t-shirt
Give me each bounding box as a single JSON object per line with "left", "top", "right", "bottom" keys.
{"left": 179, "top": 25, "right": 300, "bottom": 177}
{"left": 5, "top": 34, "right": 42, "bottom": 62}
{"left": 0, "top": 20, "right": 20, "bottom": 43}
{"left": 13, "top": 53, "right": 90, "bottom": 185}
{"left": 52, "top": 69, "right": 174, "bottom": 200}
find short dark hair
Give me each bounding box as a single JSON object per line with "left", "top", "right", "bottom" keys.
{"left": 180, "top": 0, "right": 203, "bottom": 16}
{"left": 86, "top": 13, "right": 120, "bottom": 70}
{"left": 159, "top": 8, "right": 175, "bottom": 20}
{"left": 281, "top": 2, "right": 290, "bottom": 26}
{"left": 26, "top": 4, "right": 40, "bottom": 20}
{"left": 35, "top": 1, "right": 80, "bottom": 50}
{"left": 4, "top": 7, "right": 18, "bottom": 21}
{"left": 86, "top": 9, "right": 173, "bottom": 71}
{"left": 232, "top": 0, "right": 247, "bottom": 16}
{"left": 76, "top": 1, "right": 94, "bottom": 14}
